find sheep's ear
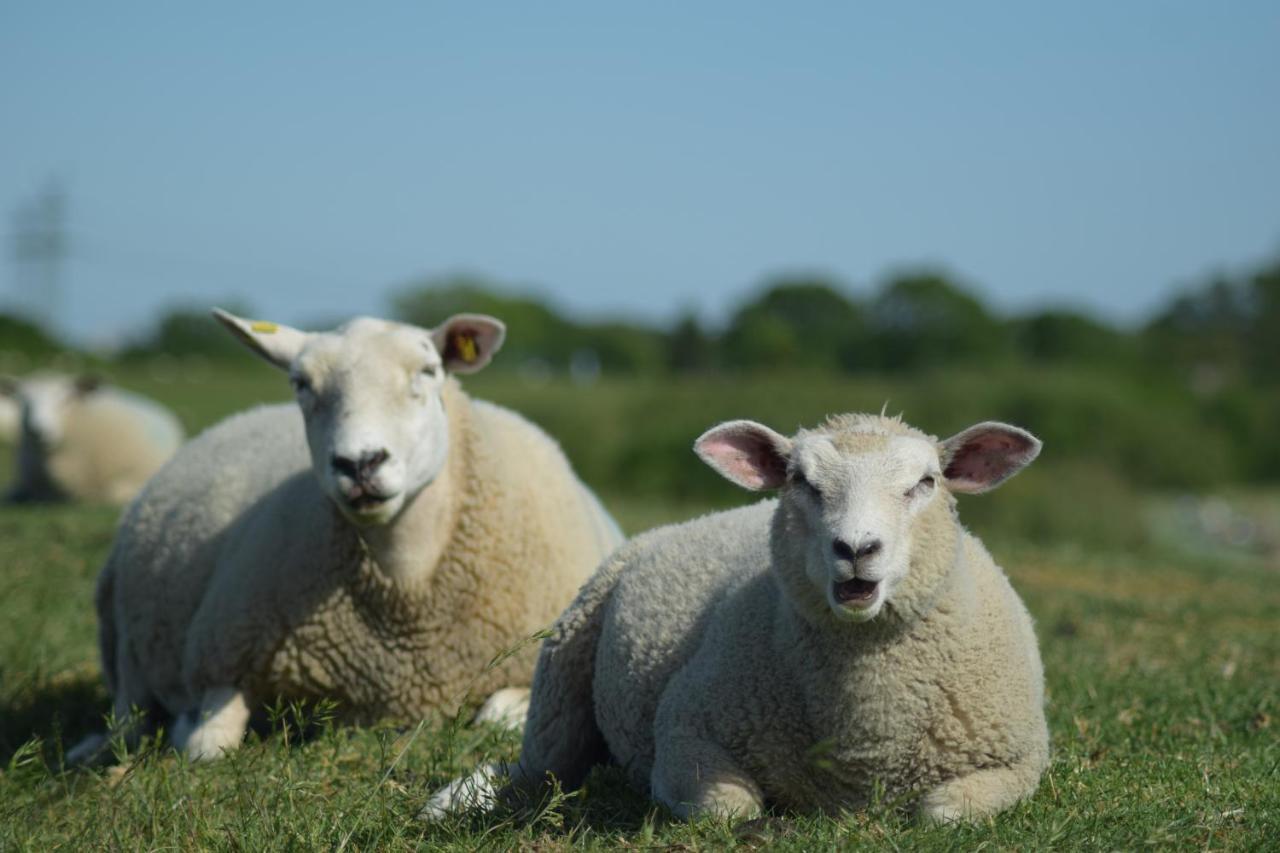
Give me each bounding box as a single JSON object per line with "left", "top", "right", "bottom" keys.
{"left": 212, "top": 308, "right": 309, "bottom": 372}
{"left": 695, "top": 420, "right": 792, "bottom": 491}
{"left": 431, "top": 314, "right": 506, "bottom": 375}
{"left": 74, "top": 375, "right": 103, "bottom": 396}
{"left": 940, "top": 421, "right": 1041, "bottom": 494}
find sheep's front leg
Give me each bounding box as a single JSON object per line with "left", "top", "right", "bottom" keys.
{"left": 66, "top": 684, "right": 153, "bottom": 766}
{"left": 173, "top": 686, "right": 251, "bottom": 761}
{"left": 918, "top": 761, "right": 1042, "bottom": 823}
{"left": 652, "top": 734, "right": 764, "bottom": 821}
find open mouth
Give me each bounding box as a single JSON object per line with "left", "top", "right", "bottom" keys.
{"left": 344, "top": 487, "right": 396, "bottom": 512}
{"left": 832, "top": 577, "right": 879, "bottom": 607}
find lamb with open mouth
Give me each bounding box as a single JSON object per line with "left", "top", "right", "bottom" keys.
{"left": 425, "top": 410, "right": 1049, "bottom": 826}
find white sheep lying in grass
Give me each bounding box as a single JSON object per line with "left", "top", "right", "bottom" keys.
{"left": 1, "top": 373, "right": 184, "bottom": 505}
{"left": 426, "top": 411, "right": 1047, "bottom": 824}
{"left": 70, "top": 309, "right": 622, "bottom": 764}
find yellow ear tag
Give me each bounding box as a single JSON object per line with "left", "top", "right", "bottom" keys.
{"left": 456, "top": 332, "right": 478, "bottom": 363}
{"left": 250, "top": 321, "right": 279, "bottom": 334}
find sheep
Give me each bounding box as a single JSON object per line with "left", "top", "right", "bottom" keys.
{"left": 69, "top": 309, "right": 623, "bottom": 764}
{"left": 425, "top": 411, "right": 1047, "bottom": 824}
{"left": 1, "top": 373, "right": 184, "bottom": 505}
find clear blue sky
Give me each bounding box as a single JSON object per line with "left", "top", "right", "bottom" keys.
{"left": 2, "top": 2, "right": 1278, "bottom": 346}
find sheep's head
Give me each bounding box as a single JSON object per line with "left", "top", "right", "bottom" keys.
{"left": 695, "top": 414, "right": 1040, "bottom": 624}
{"left": 214, "top": 309, "right": 505, "bottom": 527}
{"left": 1, "top": 373, "right": 102, "bottom": 450}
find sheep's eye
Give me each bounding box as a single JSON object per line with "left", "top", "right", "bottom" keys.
{"left": 290, "top": 375, "right": 312, "bottom": 395}
{"left": 907, "top": 474, "right": 936, "bottom": 499}
{"left": 792, "top": 470, "right": 821, "bottom": 499}
{"left": 421, "top": 363, "right": 441, "bottom": 379}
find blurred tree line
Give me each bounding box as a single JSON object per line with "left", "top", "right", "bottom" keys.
{"left": 0, "top": 313, "right": 63, "bottom": 361}
{"left": 389, "top": 260, "right": 1280, "bottom": 390}
{"left": 3, "top": 255, "right": 1279, "bottom": 510}
{"left": 33, "top": 257, "right": 1272, "bottom": 388}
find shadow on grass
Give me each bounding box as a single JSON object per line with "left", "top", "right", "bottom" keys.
{"left": 1, "top": 680, "right": 436, "bottom": 773}
{"left": 0, "top": 670, "right": 108, "bottom": 766}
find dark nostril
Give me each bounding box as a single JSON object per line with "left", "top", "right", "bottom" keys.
{"left": 855, "top": 539, "right": 882, "bottom": 560}
{"left": 333, "top": 450, "right": 389, "bottom": 482}
{"left": 330, "top": 453, "right": 359, "bottom": 479}
{"left": 834, "top": 538, "right": 882, "bottom": 562}
{"left": 358, "top": 449, "right": 389, "bottom": 477}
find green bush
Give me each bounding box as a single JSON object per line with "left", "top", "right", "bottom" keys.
{"left": 461, "top": 364, "right": 1243, "bottom": 547}
{"left": 0, "top": 313, "right": 64, "bottom": 361}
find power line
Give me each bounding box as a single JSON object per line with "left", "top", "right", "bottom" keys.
{"left": 8, "top": 179, "right": 69, "bottom": 331}
{"left": 66, "top": 236, "right": 361, "bottom": 292}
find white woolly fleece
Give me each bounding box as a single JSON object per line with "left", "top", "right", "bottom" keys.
{"left": 87, "top": 379, "right": 621, "bottom": 754}
{"left": 499, "top": 413, "right": 1047, "bottom": 824}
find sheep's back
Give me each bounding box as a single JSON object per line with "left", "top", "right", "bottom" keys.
{"left": 46, "top": 389, "right": 184, "bottom": 503}
{"left": 105, "top": 404, "right": 310, "bottom": 710}
{"left": 465, "top": 400, "right": 622, "bottom": 628}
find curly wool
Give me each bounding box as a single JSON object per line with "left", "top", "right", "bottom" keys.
{"left": 96, "top": 379, "right": 621, "bottom": 726}
{"left": 516, "top": 414, "right": 1047, "bottom": 820}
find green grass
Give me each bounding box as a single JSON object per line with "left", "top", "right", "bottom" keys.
{"left": 1, "top": 365, "right": 1277, "bottom": 848}
{"left": 0, "top": 496, "right": 1276, "bottom": 850}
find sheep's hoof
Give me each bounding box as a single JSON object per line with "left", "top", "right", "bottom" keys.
{"left": 917, "top": 765, "right": 1036, "bottom": 824}
{"left": 173, "top": 687, "right": 251, "bottom": 761}
{"left": 419, "top": 762, "right": 503, "bottom": 821}
{"left": 182, "top": 732, "right": 237, "bottom": 761}
{"left": 918, "top": 798, "right": 970, "bottom": 824}
{"left": 177, "top": 714, "right": 244, "bottom": 762}
{"left": 918, "top": 780, "right": 979, "bottom": 824}
{"left": 667, "top": 780, "right": 764, "bottom": 822}
{"left": 473, "top": 687, "right": 530, "bottom": 730}
{"left": 64, "top": 733, "right": 108, "bottom": 767}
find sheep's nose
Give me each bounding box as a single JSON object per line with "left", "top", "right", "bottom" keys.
{"left": 833, "top": 537, "right": 882, "bottom": 562}
{"left": 331, "top": 449, "right": 390, "bottom": 482}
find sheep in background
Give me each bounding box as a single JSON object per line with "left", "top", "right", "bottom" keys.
{"left": 70, "top": 309, "right": 622, "bottom": 764}
{"left": 426, "top": 412, "right": 1047, "bottom": 824}
{"left": 1, "top": 373, "right": 184, "bottom": 505}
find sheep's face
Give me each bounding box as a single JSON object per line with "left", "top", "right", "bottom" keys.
{"left": 696, "top": 415, "right": 1041, "bottom": 625}
{"left": 784, "top": 431, "right": 942, "bottom": 622}
{"left": 6, "top": 374, "right": 100, "bottom": 450}
{"left": 214, "top": 310, "right": 505, "bottom": 527}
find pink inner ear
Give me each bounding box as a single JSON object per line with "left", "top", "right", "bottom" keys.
{"left": 944, "top": 429, "right": 1037, "bottom": 492}
{"left": 698, "top": 431, "right": 787, "bottom": 490}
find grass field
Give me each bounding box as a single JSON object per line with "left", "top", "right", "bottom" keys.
{"left": 1, "top": 368, "right": 1278, "bottom": 849}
